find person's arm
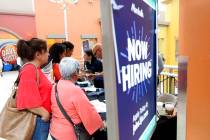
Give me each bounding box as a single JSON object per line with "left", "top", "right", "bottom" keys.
{"left": 95, "top": 72, "right": 104, "bottom": 76}
{"left": 28, "top": 107, "right": 50, "bottom": 122}
{"left": 84, "top": 72, "right": 104, "bottom": 81}
{"left": 73, "top": 88, "right": 104, "bottom": 135}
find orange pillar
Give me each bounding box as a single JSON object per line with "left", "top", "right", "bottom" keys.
{"left": 180, "top": 0, "right": 210, "bottom": 140}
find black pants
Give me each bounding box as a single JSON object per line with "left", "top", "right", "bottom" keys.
{"left": 151, "top": 116, "right": 177, "bottom": 140}
{"left": 92, "top": 130, "right": 107, "bottom": 140}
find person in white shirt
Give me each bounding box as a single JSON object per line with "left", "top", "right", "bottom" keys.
{"left": 41, "top": 60, "right": 54, "bottom": 84}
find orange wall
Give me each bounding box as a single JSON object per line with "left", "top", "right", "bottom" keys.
{"left": 34, "top": 0, "right": 101, "bottom": 60}
{"left": 180, "top": 0, "right": 210, "bottom": 140}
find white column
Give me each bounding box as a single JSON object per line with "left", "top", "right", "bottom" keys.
{"left": 63, "top": 2, "right": 69, "bottom": 41}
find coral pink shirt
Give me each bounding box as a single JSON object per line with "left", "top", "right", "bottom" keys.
{"left": 16, "top": 64, "right": 52, "bottom": 113}
{"left": 50, "top": 80, "right": 103, "bottom": 140}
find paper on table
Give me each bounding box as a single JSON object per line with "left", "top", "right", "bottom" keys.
{"left": 77, "top": 81, "right": 91, "bottom": 87}
{"left": 90, "top": 99, "right": 106, "bottom": 113}
{"left": 77, "top": 81, "right": 90, "bottom": 84}
{"left": 83, "top": 86, "right": 97, "bottom": 92}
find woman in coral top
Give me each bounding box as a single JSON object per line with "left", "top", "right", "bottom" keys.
{"left": 16, "top": 38, "right": 52, "bottom": 140}
{"left": 50, "top": 57, "right": 104, "bottom": 140}
{"left": 49, "top": 43, "right": 66, "bottom": 82}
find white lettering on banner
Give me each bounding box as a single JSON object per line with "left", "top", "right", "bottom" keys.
{"left": 132, "top": 102, "right": 149, "bottom": 135}
{"left": 134, "top": 64, "right": 140, "bottom": 85}
{"left": 127, "top": 38, "right": 148, "bottom": 61}
{"left": 122, "top": 61, "right": 152, "bottom": 92}
{"left": 121, "top": 37, "right": 151, "bottom": 92}
{"left": 122, "top": 65, "right": 131, "bottom": 92}
{"left": 131, "top": 3, "right": 144, "bottom": 18}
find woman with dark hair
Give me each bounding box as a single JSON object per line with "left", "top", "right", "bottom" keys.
{"left": 16, "top": 38, "right": 52, "bottom": 140}
{"left": 49, "top": 43, "right": 66, "bottom": 82}
{"left": 84, "top": 49, "right": 103, "bottom": 73}
{"left": 83, "top": 49, "right": 104, "bottom": 88}
{"left": 62, "top": 41, "right": 74, "bottom": 57}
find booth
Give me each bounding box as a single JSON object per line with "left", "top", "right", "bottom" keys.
{"left": 101, "top": 0, "right": 157, "bottom": 139}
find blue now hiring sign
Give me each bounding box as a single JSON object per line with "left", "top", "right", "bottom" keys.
{"left": 111, "top": 0, "right": 157, "bottom": 139}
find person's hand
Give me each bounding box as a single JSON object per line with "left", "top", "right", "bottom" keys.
{"left": 41, "top": 111, "right": 50, "bottom": 122}
{"left": 86, "top": 73, "right": 95, "bottom": 80}
{"left": 95, "top": 72, "right": 104, "bottom": 76}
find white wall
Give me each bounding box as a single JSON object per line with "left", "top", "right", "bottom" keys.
{"left": 0, "top": 0, "right": 35, "bottom": 15}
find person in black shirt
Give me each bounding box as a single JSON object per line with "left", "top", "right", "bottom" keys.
{"left": 83, "top": 49, "right": 104, "bottom": 88}
{"left": 84, "top": 49, "right": 103, "bottom": 73}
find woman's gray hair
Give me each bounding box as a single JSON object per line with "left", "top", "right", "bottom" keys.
{"left": 59, "top": 57, "right": 80, "bottom": 80}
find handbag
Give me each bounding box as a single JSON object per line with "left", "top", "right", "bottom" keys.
{"left": 55, "top": 84, "right": 91, "bottom": 140}
{"left": 0, "top": 63, "right": 39, "bottom": 140}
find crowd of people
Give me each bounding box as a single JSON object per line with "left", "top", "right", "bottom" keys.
{"left": 13, "top": 38, "right": 105, "bottom": 140}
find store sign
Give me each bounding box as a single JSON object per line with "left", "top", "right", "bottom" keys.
{"left": 0, "top": 41, "right": 18, "bottom": 64}
{"left": 112, "top": 0, "right": 157, "bottom": 139}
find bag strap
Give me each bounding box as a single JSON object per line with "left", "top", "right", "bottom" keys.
{"left": 15, "top": 62, "right": 40, "bottom": 86}
{"left": 13, "top": 63, "right": 40, "bottom": 98}
{"left": 55, "top": 83, "right": 75, "bottom": 126}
